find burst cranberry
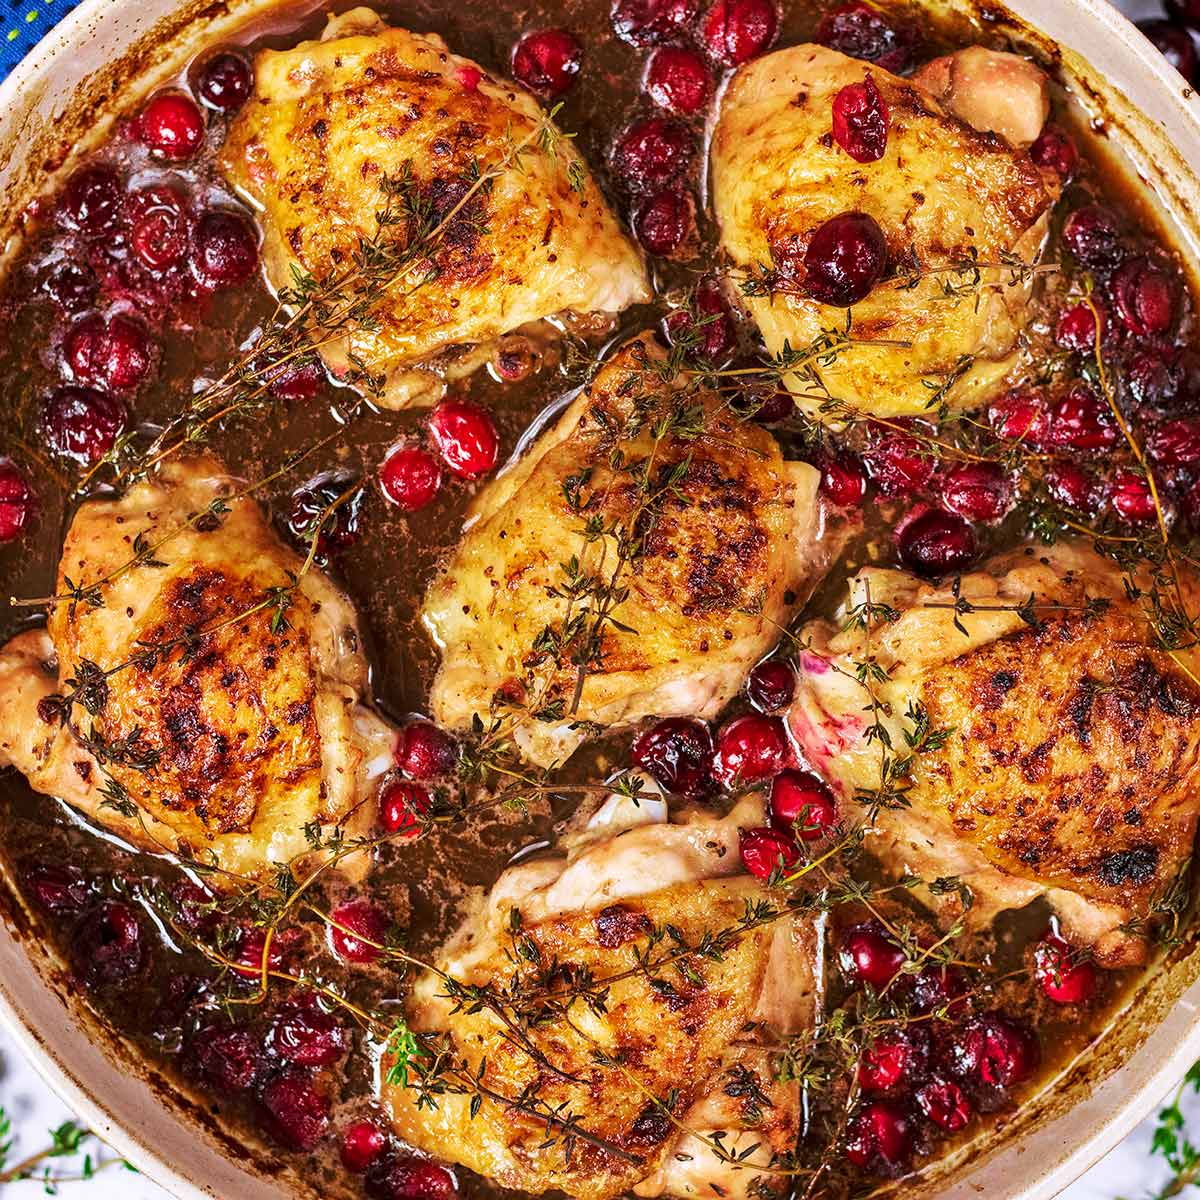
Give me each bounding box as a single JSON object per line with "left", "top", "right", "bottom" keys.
{"left": 634, "top": 188, "right": 693, "bottom": 256}
{"left": 189, "top": 1024, "right": 262, "bottom": 1094}
{"left": 819, "top": 453, "right": 867, "bottom": 507}
{"left": 263, "top": 356, "right": 325, "bottom": 402}
{"left": 645, "top": 47, "right": 710, "bottom": 113}
{"left": 23, "top": 862, "right": 88, "bottom": 913}
{"left": 1110, "top": 468, "right": 1158, "bottom": 523}
{"left": 138, "top": 91, "right": 205, "bottom": 159}
{"left": 428, "top": 398, "right": 499, "bottom": 479}
{"left": 859, "top": 1030, "right": 927, "bottom": 1093}
{"left": 57, "top": 165, "right": 123, "bottom": 237}
{"left": 198, "top": 51, "right": 253, "bottom": 112}
{"left": 1033, "top": 932, "right": 1098, "bottom": 1005}
{"left": 65, "top": 313, "right": 153, "bottom": 391}
{"left": 940, "top": 462, "right": 1012, "bottom": 523}
{"left": 844, "top": 1100, "right": 912, "bottom": 1172}
{"left": 231, "top": 926, "right": 299, "bottom": 979}
{"left": 289, "top": 472, "right": 364, "bottom": 556}
{"left": 380, "top": 779, "right": 431, "bottom": 837}
{"left": 749, "top": 388, "right": 794, "bottom": 423}
{"left": 832, "top": 76, "right": 889, "bottom": 163}
{"left": 72, "top": 901, "right": 144, "bottom": 988}
{"left": 1055, "top": 301, "right": 1109, "bottom": 354}
{"left": 864, "top": 428, "right": 932, "bottom": 496}
{"left": 988, "top": 388, "right": 1050, "bottom": 447}
{"left": 803, "top": 211, "right": 887, "bottom": 307}
{"left": 747, "top": 659, "right": 795, "bottom": 713}
{"left": 1030, "top": 124, "right": 1079, "bottom": 179}
{"left": 192, "top": 210, "right": 259, "bottom": 288}
{"left": 512, "top": 30, "right": 582, "bottom": 98}
{"left": 666, "top": 278, "right": 734, "bottom": 359}
{"left": 1050, "top": 385, "right": 1118, "bottom": 453}
{"left": 1111, "top": 256, "right": 1176, "bottom": 336}
{"left": 1062, "top": 204, "right": 1126, "bottom": 273}
{"left": 128, "top": 186, "right": 188, "bottom": 270}
{"left": 396, "top": 721, "right": 459, "bottom": 779}
{"left": 258, "top": 1069, "right": 329, "bottom": 1151}
{"left": 342, "top": 1121, "right": 389, "bottom": 1173}
{"left": 632, "top": 717, "right": 714, "bottom": 797}
{"left": 612, "top": 0, "right": 697, "bottom": 45}
{"left": 703, "top": 0, "right": 778, "bottom": 65}
{"left": 366, "top": 1155, "right": 458, "bottom": 1200}
{"left": 171, "top": 880, "right": 218, "bottom": 933}
{"left": 0, "top": 459, "right": 32, "bottom": 544}
{"left": 949, "top": 1013, "right": 1039, "bottom": 1088}
{"left": 738, "top": 826, "right": 798, "bottom": 879}
{"left": 330, "top": 898, "right": 390, "bottom": 965}
{"left": 916, "top": 1079, "right": 972, "bottom": 1132}
{"left": 269, "top": 996, "right": 348, "bottom": 1066}
{"left": 769, "top": 769, "right": 836, "bottom": 840}
{"left": 43, "top": 261, "right": 97, "bottom": 311}
{"left": 907, "top": 963, "right": 967, "bottom": 1016}
{"left": 379, "top": 444, "right": 442, "bottom": 512}
{"left": 1138, "top": 19, "right": 1199, "bottom": 78}
{"left": 42, "top": 387, "right": 125, "bottom": 465}
{"left": 712, "top": 713, "right": 788, "bottom": 786}
{"left": 1151, "top": 418, "right": 1200, "bottom": 467}
{"left": 815, "top": 1, "right": 916, "bottom": 72}
{"left": 1128, "top": 347, "right": 1198, "bottom": 412}
{"left": 838, "top": 922, "right": 906, "bottom": 990}
{"left": 898, "top": 507, "right": 977, "bottom": 577}
{"left": 613, "top": 117, "right": 694, "bottom": 192}
{"left": 1045, "top": 461, "right": 1100, "bottom": 514}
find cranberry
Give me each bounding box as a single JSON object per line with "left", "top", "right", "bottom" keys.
{"left": 72, "top": 901, "right": 144, "bottom": 988}
{"left": 666, "top": 278, "right": 734, "bottom": 360}
{"left": 634, "top": 188, "right": 693, "bottom": 256}
{"left": 907, "top": 963, "right": 967, "bottom": 1016}
{"left": 428, "top": 398, "right": 499, "bottom": 479}
{"left": 23, "top": 862, "right": 88, "bottom": 913}
{"left": 769, "top": 769, "right": 836, "bottom": 839}
{"left": 749, "top": 388, "right": 795, "bottom": 423}
{"left": 43, "top": 261, "right": 98, "bottom": 311}
{"left": 738, "top": 826, "right": 799, "bottom": 880}
{"left": 57, "top": 165, "right": 123, "bottom": 238}
{"left": 844, "top": 1100, "right": 912, "bottom": 1172}
{"left": 1152, "top": 418, "right": 1200, "bottom": 467}
{"left": 342, "top": 1121, "right": 388, "bottom": 1173}
{"left": 747, "top": 659, "right": 795, "bottom": 713}
{"left": 512, "top": 30, "right": 582, "bottom": 98}
{"left": 859, "top": 1030, "right": 927, "bottom": 1093}
{"left": 916, "top": 1079, "right": 972, "bottom": 1132}
{"left": 1138, "top": 20, "right": 1198, "bottom": 79}
{"left": 0, "top": 459, "right": 32, "bottom": 544}
{"left": 269, "top": 996, "right": 348, "bottom": 1065}
{"left": 803, "top": 211, "right": 887, "bottom": 307}
{"left": 940, "top": 462, "right": 1012, "bottom": 523}
{"left": 611, "top": 0, "right": 697, "bottom": 46}
{"left": 396, "top": 721, "right": 459, "bottom": 779}
{"left": 1111, "top": 256, "right": 1176, "bottom": 336}
{"left": 1128, "top": 347, "right": 1197, "bottom": 412}
{"left": 64, "top": 313, "right": 154, "bottom": 391}
{"left": 1110, "top": 468, "right": 1158, "bottom": 523}
{"left": 192, "top": 210, "right": 259, "bottom": 288}
{"left": 712, "top": 713, "right": 788, "bottom": 786}
{"left": 1169, "top": 0, "right": 1200, "bottom": 30}
{"left": 329, "top": 898, "right": 390, "bottom": 965}
{"left": 42, "top": 387, "right": 126, "bottom": 465}
{"left": 232, "top": 926, "right": 300, "bottom": 979}
{"left": 263, "top": 356, "right": 326, "bottom": 402}
{"left": 171, "top": 880, "right": 218, "bottom": 933}
{"left": 197, "top": 51, "right": 253, "bottom": 112}
{"left": 189, "top": 1024, "right": 262, "bottom": 1094}
{"left": 702, "top": 0, "right": 778, "bottom": 65}
{"left": 258, "top": 1069, "right": 329, "bottom": 1151}
{"left": 1030, "top": 124, "right": 1079, "bottom": 179}
{"left": 128, "top": 186, "right": 188, "bottom": 270}
{"left": 1033, "top": 932, "right": 1098, "bottom": 1005}
{"left": 838, "top": 923, "right": 906, "bottom": 990}
{"left": 1055, "top": 301, "right": 1109, "bottom": 354}
{"left": 897, "top": 507, "right": 977, "bottom": 577}
{"left": 380, "top": 779, "right": 431, "bottom": 837}
{"left": 379, "top": 444, "right": 442, "bottom": 512}
{"left": 1062, "top": 205, "right": 1126, "bottom": 273}
{"left": 1045, "top": 461, "right": 1100, "bottom": 514}
{"left": 645, "top": 47, "right": 710, "bottom": 113}
{"left": 288, "top": 472, "right": 364, "bottom": 557}
{"left": 138, "top": 92, "right": 205, "bottom": 159}
{"left": 631, "top": 717, "right": 714, "bottom": 797}
{"left": 988, "top": 388, "right": 1050, "bottom": 447}
{"left": 366, "top": 1155, "right": 457, "bottom": 1200}
{"left": 831, "top": 76, "right": 889, "bottom": 163}
{"left": 613, "top": 117, "right": 694, "bottom": 192}
{"left": 864, "top": 428, "right": 933, "bottom": 496}
{"left": 949, "top": 1013, "right": 1039, "bottom": 1088}
{"left": 819, "top": 453, "right": 867, "bottom": 507}
{"left": 814, "top": 1, "right": 916, "bottom": 73}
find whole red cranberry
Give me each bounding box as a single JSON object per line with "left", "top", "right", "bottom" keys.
{"left": 1055, "top": 301, "right": 1109, "bottom": 354}
{"left": 512, "top": 30, "right": 582, "bottom": 98}
{"left": 1111, "top": 256, "right": 1176, "bottom": 336}
{"left": 1110, "top": 468, "right": 1158, "bottom": 523}
{"left": 814, "top": 1, "right": 916, "bottom": 72}
{"left": 128, "top": 185, "right": 189, "bottom": 270}
{"left": 1128, "top": 347, "right": 1199, "bottom": 412}
{"left": 258, "top": 1069, "right": 329, "bottom": 1151}
{"left": 72, "top": 901, "right": 144, "bottom": 988}
{"left": 428, "top": 398, "right": 499, "bottom": 479}
{"left": 712, "top": 713, "right": 788, "bottom": 787}
{"left": 1045, "top": 461, "right": 1100, "bottom": 514}
{"left": 263, "top": 356, "right": 326, "bottom": 402}
{"left": 342, "top": 1120, "right": 389, "bottom": 1173}
{"left": 858, "top": 1029, "right": 928, "bottom": 1093}
{"left": 749, "top": 388, "right": 795, "bottom": 423}
{"left": 396, "top": 721, "right": 459, "bottom": 779}
{"left": 197, "top": 51, "right": 253, "bottom": 112}
{"left": 769, "top": 769, "right": 836, "bottom": 840}
{"left": 189, "top": 1024, "right": 262, "bottom": 1094}
{"left": 916, "top": 1079, "right": 972, "bottom": 1132}
{"left": 666, "top": 278, "right": 734, "bottom": 360}
{"left": 0, "top": 459, "right": 32, "bottom": 544}
{"left": 988, "top": 388, "right": 1050, "bottom": 447}
{"left": 844, "top": 1100, "right": 912, "bottom": 1172}
{"left": 703, "top": 0, "right": 778, "bottom": 65}
{"left": 831, "top": 76, "right": 889, "bottom": 163}
{"left": 380, "top": 779, "right": 431, "bottom": 837}
{"left": 897, "top": 508, "right": 977, "bottom": 577}
{"left": 43, "top": 262, "right": 98, "bottom": 312}
{"left": 738, "top": 826, "right": 799, "bottom": 880}
{"left": 1151, "top": 418, "right": 1200, "bottom": 466}
{"left": 613, "top": 117, "right": 694, "bottom": 192}
{"left": 838, "top": 922, "right": 906, "bottom": 990}
{"left": 1030, "top": 124, "right": 1079, "bottom": 179}
{"left": 138, "top": 92, "right": 205, "bottom": 159}
{"left": 192, "top": 210, "right": 259, "bottom": 288}
{"left": 379, "top": 444, "right": 442, "bottom": 512}
{"left": 366, "top": 1155, "right": 457, "bottom": 1200}
{"left": 288, "top": 472, "right": 364, "bottom": 557}
{"left": 171, "top": 880, "right": 219, "bottom": 933}
{"left": 1033, "top": 932, "right": 1098, "bottom": 1005}
{"left": 747, "top": 659, "right": 795, "bottom": 713}
{"left": 330, "top": 898, "right": 390, "bottom": 965}
{"left": 612, "top": 0, "right": 696, "bottom": 45}
{"left": 631, "top": 717, "right": 714, "bottom": 797}
{"left": 645, "top": 47, "right": 710, "bottom": 113}
{"left": 57, "top": 165, "right": 124, "bottom": 238}
{"left": 864, "top": 427, "right": 933, "bottom": 497}
{"left": 950, "top": 1013, "right": 1039, "bottom": 1088}
{"left": 1138, "top": 19, "right": 1199, "bottom": 78}
{"left": 940, "top": 462, "right": 1012, "bottom": 523}
{"left": 1062, "top": 204, "right": 1126, "bottom": 273}
{"left": 906, "top": 963, "right": 967, "bottom": 1016}
{"left": 23, "top": 862, "right": 88, "bottom": 913}
{"left": 817, "top": 453, "right": 866, "bottom": 508}
{"left": 634, "top": 188, "right": 693, "bottom": 256}
{"left": 232, "top": 926, "right": 302, "bottom": 979}
{"left": 64, "top": 313, "right": 154, "bottom": 391}
{"left": 803, "top": 211, "right": 887, "bottom": 307}
{"left": 269, "top": 996, "right": 348, "bottom": 1065}
{"left": 42, "top": 387, "right": 126, "bottom": 465}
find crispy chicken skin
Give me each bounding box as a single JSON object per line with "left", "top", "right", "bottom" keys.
{"left": 221, "top": 7, "right": 649, "bottom": 409}
{"left": 0, "top": 455, "right": 395, "bottom": 886}
{"left": 711, "top": 44, "right": 1058, "bottom": 420}
{"left": 787, "top": 541, "right": 1200, "bottom": 966}
{"left": 383, "top": 792, "right": 814, "bottom": 1200}
{"left": 421, "top": 333, "right": 832, "bottom": 767}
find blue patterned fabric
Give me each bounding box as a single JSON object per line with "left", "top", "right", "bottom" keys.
{"left": 0, "top": 0, "right": 87, "bottom": 83}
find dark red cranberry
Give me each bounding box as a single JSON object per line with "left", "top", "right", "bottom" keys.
{"left": 512, "top": 30, "right": 582, "bottom": 98}
{"left": 738, "top": 826, "right": 799, "bottom": 880}
{"left": 864, "top": 427, "right": 933, "bottom": 496}
{"left": 747, "top": 659, "right": 795, "bottom": 713}
{"left": 907, "top": 963, "right": 967, "bottom": 1016}
{"left": 645, "top": 47, "right": 710, "bottom": 113}
{"left": 128, "top": 186, "right": 189, "bottom": 270}
{"left": 769, "top": 769, "right": 836, "bottom": 840}
{"left": 631, "top": 717, "right": 714, "bottom": 797}
{"left": 428, "top": 397, "right": 499, "bottom": 479}
{"left": 838, "top": 922, "right": 906, "bottom": 990}
{"left": 232, "top": 926, "right": 303, "bottom": 979}
{"left": 831, "top": 76, "right": 889, "bottom": 163}
{"left": 43, "top": 261, "right": 98, "bottom": 311}
{"left": 859, "top": 1030, "right": 928, "bottom": 1093}
{"left": 57, "top": 165, "right": 124, "bottom": 238}
{"left": 1137, "top": 20, "right": 1198, "bottom": 79}
{"left": 1061, "top": 205, "right": 1126, "bottom": 273}
{"left": 288, "top": 471, "right": 364, "bottom": 556}
{"left": 634, "top": 188, "right": 693, "bottom": 256}
{"left": 814, "top": 1, "right": 916, "bottom": 73}
{"left": 23, "top": 862, "right": 88, "bottom": 913}
{"left": 1044, "top": 461, "right": 1100, "bottom": 514}
{"left": 64, "top": 313, "right": 154, "bottom": 391}
{"left": 702, "top": 0, "right": 778, "bottom": 65}
{"left": 611, "top": 0, "right": 697, "bottom": 46}
{"left": 192, "top": 209, "right": 259, "bottom": 288}
{"left": 746, "top": 386, "right": 794, "bottom": 423}
{"left": 949, "top": 1013, "right": 1039, "bottom": 1088}
{"left": 803, "top": 211, "right": 887, "bottom": 307}
{"left": 819, "top": 453, "right": 867, "bottom": 507}
{"left": 138, "top": 92, "right": 205, "bottom": 159}
{"left": 613, "top": 117, "right": 694, "bottom": 192}
{"left": 42, "top": 387, "right": 126, "bottom": 465}
{"left": 897, "top": 507, "right": 977, "bottom": 577}
{"left": 269, "top": 996, "right": 348, "bottom": 1066}
{"left": 198, "top": 51, "right": 253, "bottom": 112}
{"left": 379, "top": 444, "right": 442, "bottom": 512}
{"left": 171, "top": 880, "right": 218, "bottom": 933}
{"left": 1168, "top": 0, "right": 1200, "bottom": 30}
{"left": 1127, "top": 347, "right": 1198, "bottom": 412}
{"left": 258, "top": 1069, "right": 329, "bottom": 1152}
{"left": 1055, "top": 301, "right": 1109, "bottom": 354}
{"left": 1029, "top": 124, "right": 1079, "bottom": 179}
{"left": 0, "top": 459, "right": 32, "bottom": 544}
{"left": 342, "top": 1121, "right": 389, "bottom": 1173}
{"left": 1151, "top": 418, "right": 1200, "bottom": 467}
{"left": 380, "top": 779, "right": 431, "bottom": 837}
{"left": 396, "top": 721, "right": 459, "bottom": 779}
{"left": 366, "top": 1155, "right": 458, "bottom": 1200}
{"left": 1111, "top": 256, "right": 1176, "bottom": 336}
{"left": 916, "top": 1079, "right": 972, "bottom": 1132}
{"left": 844, "top": 1100, "right": 912, "bottom": 1172}
{"left": 72, "top": 901, "right": 144, "bottom": 988}
{"left": 987, "top": 388, "right": 1050, "bottom": 447}
{"left": 263, "top": 356, "right": 326, "bottom": 402}
{"left": 712, "top": 713, "right": 788, "bottom": 787}
{"left": 189, "top": 1024, "right": 262, "bottom": 1094}
{"left": 330, "top": 898, "right": 390, "bottom": 965}
{"left": 1033, "top": 932, "right": 1098, "bottom": 1005}
{"left": 665, "top": 278, "right": 734, "bottom": 360}
{"left": 1110, "top": 468, "right": 1158, "bottom": 523}
{"left": 940, "top": 462, "right": 1012, "bottom": 523}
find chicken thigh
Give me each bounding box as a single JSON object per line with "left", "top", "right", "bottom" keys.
{"left": 421, "top": 333, "right": 832, "bottom": 767}
{"left": 0, "top": 455, "right": 395, "bottom": 886}
{"left": 711, "top": 45, "right": 1058, "bottom": 421}
{"left": 221, "top": 7, "right": 649, "bottom": 409}
{"left": 383, "top": 790, "right": 815, "bottom": 1200}
{"left": 787, "top": 541, "right": 1200, "bottom": 966}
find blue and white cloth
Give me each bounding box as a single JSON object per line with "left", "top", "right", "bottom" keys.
{"left": 0, "top": 0, "right": 86, "bottom": 82}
